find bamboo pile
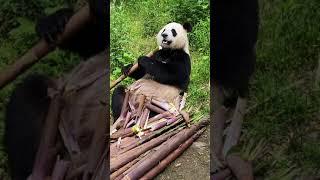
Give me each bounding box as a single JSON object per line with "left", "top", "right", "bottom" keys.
{"left": 110, "top": 90, "right": 209, "bottom": 180}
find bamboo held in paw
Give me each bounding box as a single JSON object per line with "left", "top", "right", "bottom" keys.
{"left": 110, "top": 47, "right": 159, "bottom": 90}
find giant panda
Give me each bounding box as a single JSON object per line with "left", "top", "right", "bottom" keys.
{"left": 210, "top": 0, "right": 259, "bottom": 173}
{"left": 111, "top": 22, "right": 192, "bottom": 120}
{"left": 3, "top": 0, "right": 108, "bottom": 179}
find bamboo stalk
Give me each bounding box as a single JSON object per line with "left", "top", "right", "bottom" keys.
{"left": 145, "top": 102, "right": 166, "bottom": 114}
{"left": 51, "top": 156, "right": 70, "bottom": 180}
{"left": 139, "top": 108, "right": 150, "bottom": 128}
{"left": 124, "top": 118, "right": 209, "bottom": 179}
{"left": 147, "top": 111, "right": 171, "bottom": 124}
{"left": 123, "top": 111, "right": 132, "bottom": 128}
{"left": 0, "top": 5, "right": 91, "bottom": 89}
{"left": 110, "top": 150, "right": 151, "bottom": 180}
{"left": 31, "top": 95, "right": 62, "bottom": 180}
{"left": 117, "top": 118, "right": 185, "bottom": 155}
{"left": 226, "top": 154, "right": 254, "bottom": 180}
{"left": 110, "top": 47, "right": 159, "bottom": 90}
{"left": 135, "top": 94, "right": 146, "bottom": 119}
{"left": 110, "top": 130, "right": 177, "bottom": 173}
{"left": 140, "top": 127, "right": 206, "bottom": 179}
{"left": 111, "top": 128, "right": 134, "bottom": 140}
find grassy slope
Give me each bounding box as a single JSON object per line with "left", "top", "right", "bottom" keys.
{"left": 110, "top": 0, "right": 210, "bottom": 121}
{"left": 238, "top": 0, "right": 320, "bottom": 178}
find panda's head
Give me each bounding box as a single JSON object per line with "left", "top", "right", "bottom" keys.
{"left": 156, "top": 22, "right": 192, "bottom": 54}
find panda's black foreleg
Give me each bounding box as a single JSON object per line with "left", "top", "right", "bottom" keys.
{"left": 138, "top": 56, "right": 183, "bottom": 84}
{"left": 4, "top": 74, "right": 52, "bottom": 180}
{"left": 111, "top": 85, "right": 126, "bottom": 121}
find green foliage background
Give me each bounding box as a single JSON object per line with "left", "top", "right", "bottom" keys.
{"left": 237, "top": 0, "right": 320, "bottom": 178}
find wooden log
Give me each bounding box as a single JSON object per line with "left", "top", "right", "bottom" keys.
{"left": 124, "top": 118, "right": 209, "bottom": 179}
{"left": 140, "top": 127, "right": 206, "bottom": 179}
{"left": 110, "top": 130, "right": 178, "bottom": 173}
{"left": 0, "top": 5, "right": 91, "bottom": 89}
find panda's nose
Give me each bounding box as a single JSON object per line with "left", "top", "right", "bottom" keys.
{"left": 161, "top": 33, "right": 168, "bottom": 38}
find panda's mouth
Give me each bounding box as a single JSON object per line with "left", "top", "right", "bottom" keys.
{"left": 162, "top": 39, "right": 172, "bottom": 45}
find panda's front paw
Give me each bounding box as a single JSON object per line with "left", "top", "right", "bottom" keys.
{"left": 138, "top": 56, "right": 153, "bottom": 69}
{"left": 121, "top": 64, "right": 133, "bottom": 76}
{"left": 35, "top": 8, "right": 73, "bottom": 44}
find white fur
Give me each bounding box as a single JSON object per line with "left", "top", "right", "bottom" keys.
{"left": 156, "top": 22, "right": 190, "bottom": 55}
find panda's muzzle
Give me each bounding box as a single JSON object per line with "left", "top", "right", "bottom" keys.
{"left": 162, "top": 39, "right": 172, "bottom": 45}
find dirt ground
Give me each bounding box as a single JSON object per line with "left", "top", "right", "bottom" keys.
{"left": 155, "top": 128, "right": 210, "bottom": 180}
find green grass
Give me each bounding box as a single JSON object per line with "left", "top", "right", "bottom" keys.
{"left": 237, "top": 0, "right": 320, "bottom": 178}
{"left": 110, "top": 0, "right": 210, "bottom": 120}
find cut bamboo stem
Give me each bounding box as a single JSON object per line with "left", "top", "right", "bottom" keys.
{"left": 31, "top": 95, "right": 62, "bottom": 179}
{"left": 145, "top": 102, "right": 166, "bottom": 114}
{"left": 110, "top": 130, "right": 177, "bottom": 173}
{"left": 124, "top": 118, "right": 209, "bottom": 179}
{"left": 140, "top": 127, "right": 206, "bottom": 179}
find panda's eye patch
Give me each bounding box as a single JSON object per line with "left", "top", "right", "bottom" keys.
{"left": 171, "top": 29, "right": 177, "bottom": 37}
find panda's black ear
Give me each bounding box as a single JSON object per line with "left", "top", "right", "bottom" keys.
{"left": 183, "top": 22, "right": 192, "bottom": 32}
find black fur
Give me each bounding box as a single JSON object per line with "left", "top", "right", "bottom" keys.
{"left": 4, "top": 75, "right": 51, "bottom": 180}
{"left": 111, "top": 85, "right": 126, "bottom": 120}
{"left": 112, "top": 48, "right": 191, "bottom": 119}
{"left": 4, "top": 1, "right": 107, "bottom": 179}
{"left": 211, "top": 0, "right": 259, "bottom": 105}
{"left": 130, "top": 48, "right": 191, "bottom": 91}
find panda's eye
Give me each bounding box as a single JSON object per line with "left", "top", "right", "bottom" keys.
{"left": 162, "top": 29, "right": 166, "bottom": 33}
{"left": 171, "top": 29, "right": 177, "bottom": 37}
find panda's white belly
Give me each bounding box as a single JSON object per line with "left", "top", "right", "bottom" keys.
{"left": 128, "top": 78, "right": 181, "bottom": 108}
